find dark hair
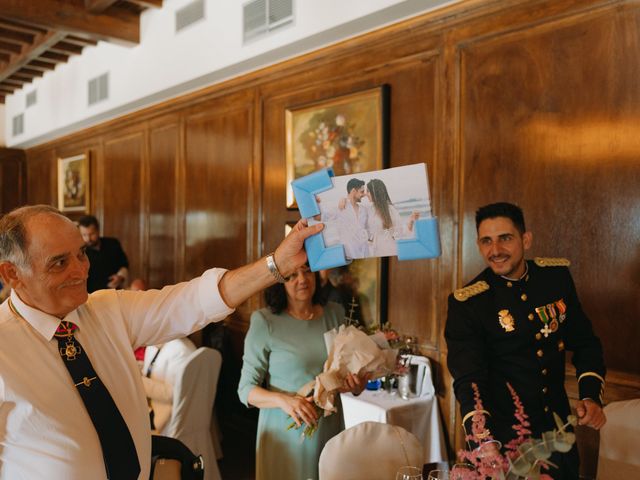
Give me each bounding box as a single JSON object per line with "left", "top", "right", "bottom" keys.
{"left": 78, "top": 215, "right": 100, "bottom": 229}
{"left": 475, "top": 202, "right": 526, "bottom": 234}
{"left": 367, "top": 179, "right": 393, "bottom": 229}
{"left": 264, "top": 271, "right": 326, "bottom": 314}
{"left": 346, "top": 178, "right": 365, "bottom": 194}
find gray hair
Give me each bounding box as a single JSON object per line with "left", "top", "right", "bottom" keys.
{"left": 0, "top": 204, "right": 64, "bottom": 269}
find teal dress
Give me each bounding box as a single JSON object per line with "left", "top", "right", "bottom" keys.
{"left": 238, "top": 302, "right": 345, "bottom": 480}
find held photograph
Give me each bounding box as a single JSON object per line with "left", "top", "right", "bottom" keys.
{"left": 309, "top": 163, "right": 432, "bottom": 260}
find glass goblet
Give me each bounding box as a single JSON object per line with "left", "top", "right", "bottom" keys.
{"left": 426, "top": 469, "right": 448, "bottom": 480}
{"left": 396, "top": 465, "right": 423, "bottom": 480}
{"left": 450, "top": 463, "right": 475, "bottom": 480}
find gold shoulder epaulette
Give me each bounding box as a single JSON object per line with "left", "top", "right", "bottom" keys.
{"left": 534, "top": 257, "right": 571, "bottom": 267}
{"left": 454, "top": 281, "right": 489, "bottom": 302}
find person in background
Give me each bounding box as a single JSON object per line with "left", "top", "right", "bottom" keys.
{"left": 238, "top": 264, "right": 367, "bottom": 480}
{"left": 445, "top": 202, "right": 606, "bottom": 479}
{"left": 78, "top": 214, "right": 129, "bottom": 293}
{"left": 130, "top": 277, "right": 197, "bottom": 434}
{"left": 0, "top": 204, "right": 321, "bottom": 479}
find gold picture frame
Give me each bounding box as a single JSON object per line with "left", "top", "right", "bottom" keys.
{"left": 57, "top": 153, "right": 90, "bottom": 213}
{"left": 285, "top": 85, "right": 389, "bottom": 208}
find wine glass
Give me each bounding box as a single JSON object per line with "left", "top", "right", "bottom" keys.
{"left": 426, "top": 469, "right": 448, "bottom": 480}
{"left": 396, "top": 465, "right": 423, "bottom": 480}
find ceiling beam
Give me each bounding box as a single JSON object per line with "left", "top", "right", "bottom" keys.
{"left": 0, "top": 40, "right": 22, "bottom": 54}
{"left": 0, "top": 18, "right": 48, "bottom": 35}
{"left": 27, "top": 59, "right": 56, "bottom": 70}
{"left": 0, "top": 26, "right": 35, "bottom": 44}
{"left": 0, "top": 30, "right": 66, "bottom": 84}
{"left": 129, "top": 0, "right": 163, "bottom": 8}
{"left": 85, "top": 0, "right": 118, "bottom": 15}
{"left": 0, "top": 0, "right": 140, "bottom": 45}
{"left": 18, "top": 67, "right": 43, "bottom": 77}
{"left": 40, "top": 50, "right": 69, "bottom": 62}
{"left": 50, "top": 41, "right": 84, "bottom": 55}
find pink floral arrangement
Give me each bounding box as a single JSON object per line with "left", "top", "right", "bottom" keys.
{"left": 452, "top": 383, "right": 577, "bottom": 480}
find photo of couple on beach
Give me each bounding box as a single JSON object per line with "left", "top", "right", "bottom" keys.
{"left": 310, "top": 163, "right": 432, "bottom": 259}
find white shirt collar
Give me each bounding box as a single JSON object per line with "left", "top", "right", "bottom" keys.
{"left": 9, "top": 289, "right": 82, "bottom": 341}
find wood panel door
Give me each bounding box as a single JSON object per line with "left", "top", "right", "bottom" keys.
{"left": 102, "top": 131, "right": 145, "bottom": 282}
{"left": 183, "top": 95, "right": 254, "bottom": 282}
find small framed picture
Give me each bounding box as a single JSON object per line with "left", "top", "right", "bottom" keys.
{"left": 285, "top": 86, "right": 389, "bottom": 208}
{"left": 57, "top": 153, "right": 90, "bottom": 213}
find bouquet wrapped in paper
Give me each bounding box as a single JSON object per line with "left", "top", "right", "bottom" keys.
{"left": 289, "top": 325, "right": 398, "bottom": 436}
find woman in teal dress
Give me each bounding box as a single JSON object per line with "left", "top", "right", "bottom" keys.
{"left": 238, "top": 265, "right": 366, "bottom": 480}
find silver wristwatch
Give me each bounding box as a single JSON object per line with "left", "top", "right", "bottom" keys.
{"left": 265, "top": 253, "right": 287, "bottom": 283}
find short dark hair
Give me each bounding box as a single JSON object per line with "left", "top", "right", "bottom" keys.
{"left": 475, "top": 202, "right": 526, "bottom": 234}
{"left": 346, "top": 178, "right": 365, "bottom": 194}
{"left": 264, "top": 271, "right": 326, "bottom": 314}
{"left": 78, "top": 215, "right": 100, "bottom": 230}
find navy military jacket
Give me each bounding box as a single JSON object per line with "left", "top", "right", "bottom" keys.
{"left": 445, "top": 258, "right": 605, "bottom": 445}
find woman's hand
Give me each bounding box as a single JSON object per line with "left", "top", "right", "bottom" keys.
{"left": 278, "top": 393, "right": 318, "bottom": 428}
{"left": 407, "top": 211, "right": 420, "bottom": 231}
{"left": 339, "top": 372, "right": 370, "bottom": 396}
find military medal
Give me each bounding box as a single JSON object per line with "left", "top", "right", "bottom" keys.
{"left": 555, "top": 299, "right": 567, "bottom": 323}
{"left": 60, "top": 340, "right": 81, "bottom": 360}
{"left": 536, "top": 305, "right": 554, "bottom": 338}
{"left": 547, "top": 303, "right": 559, "bottom": 333}
{"left": 498, "top": 309, "right": 515, "bottom": 332}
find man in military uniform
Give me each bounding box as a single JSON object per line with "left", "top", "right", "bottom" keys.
{"left": 445, "top": 202, "right": 606, "bottom": 478}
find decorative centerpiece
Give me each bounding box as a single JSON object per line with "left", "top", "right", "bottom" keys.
{"left": 450, "top": 383, "right": 577, "bottom": 480}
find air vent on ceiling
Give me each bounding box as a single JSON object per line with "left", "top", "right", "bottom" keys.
{"left": 176, "top": 0, "right": 205, "bottom": 32}
{"left": 243, "top": 0, "right": 293, "bottom": 43}
{"left": 12, "top": 113, "right": 24, "bottom": 136}
{"left": 26, "top": 90, "right": 37, "bottom": 108}
{"left": 88, "top": 72, "right": 109, "bottom": 106}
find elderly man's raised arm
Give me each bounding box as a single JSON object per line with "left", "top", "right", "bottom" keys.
{"left": 218, "top": 221, "right": 323, "bottom": 308}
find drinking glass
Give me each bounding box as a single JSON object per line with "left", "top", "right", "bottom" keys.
{"left": 426, "top": 469, "right": 448, "bottom": 480}
{"left": 398, "top": 374, "right": 411, "bottom": 399}
{"left": 474, "top": 439, "right": 503, "bottom": 471}
{"left": 396, "top": 465, "right": 423, "bottom": 480}
{"left": 450, "top": 463, "right": 475, "bottom": 480}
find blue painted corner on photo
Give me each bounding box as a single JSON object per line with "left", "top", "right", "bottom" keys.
{"left": 396, "top": 217, "right": 442, "bottom": 260}
{"left": 304, "top": 231, "right": 350, "bottom": 271}
{"left": 291, "top": 168, "right": 335, "bottom": 218}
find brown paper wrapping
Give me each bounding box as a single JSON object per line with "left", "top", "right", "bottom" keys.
{"left": 297, "top": 325, "right": 398, "bottom": 416}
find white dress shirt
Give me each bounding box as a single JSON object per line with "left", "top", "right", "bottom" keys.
{"left": 0, "top": 268, "right": 233, "bottom": 480}
{"left": 321, "top": 201, "right": 371, "bottom": 259}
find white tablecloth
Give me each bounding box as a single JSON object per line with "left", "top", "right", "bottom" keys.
{"left": 341, "top": 390, "right": 448, "bottom": 463}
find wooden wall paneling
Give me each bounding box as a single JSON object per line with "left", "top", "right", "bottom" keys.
{"left": 459, "top": 3, "right": 640, "bottom": 373}
{"left": 25, "top": 148, "right": 55, "bottom": 206}
{"left": 147, "top": 119, "right": 180, "bottom": 288}
{"left": 0, "top": 148, "right": 26, "bottom": 213}
{"left": 183, "top": 93, "right": 254, "bottom": 297}
{"left": 102, "top": 131, "right": 145, "bottom": 283}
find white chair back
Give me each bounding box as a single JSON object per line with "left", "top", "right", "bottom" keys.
{"left": 164, "top": 347, "right": 223, "bottom": 480}
{"left": 319, "top": 421, "right": 424, "bottom": 480}
{"left": 597, "top": 398, "right": 640, "bottom": 479}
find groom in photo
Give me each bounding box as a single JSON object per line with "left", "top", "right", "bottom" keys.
{"left": 320, "top": 178, "right": 371, "bottom": 259}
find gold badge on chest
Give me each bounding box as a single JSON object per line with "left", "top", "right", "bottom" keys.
{"left": 498, "top": 309, "right": 515, "bottom": 332}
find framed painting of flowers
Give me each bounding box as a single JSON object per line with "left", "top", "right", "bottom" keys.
{"left": 285, "top": 85, "right": 389, "bottom": 208}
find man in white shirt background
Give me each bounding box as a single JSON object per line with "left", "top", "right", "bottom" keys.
{"left": 0, "top": 204, "right": 321, "bottom": 480}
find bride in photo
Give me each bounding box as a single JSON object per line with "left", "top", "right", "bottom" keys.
{"left": 365, "top": 178, "right": 419, "bottom": 257}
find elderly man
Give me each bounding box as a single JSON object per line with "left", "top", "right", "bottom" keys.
{"left": 0, "top": 204, "right": 321, "bottom": 480}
